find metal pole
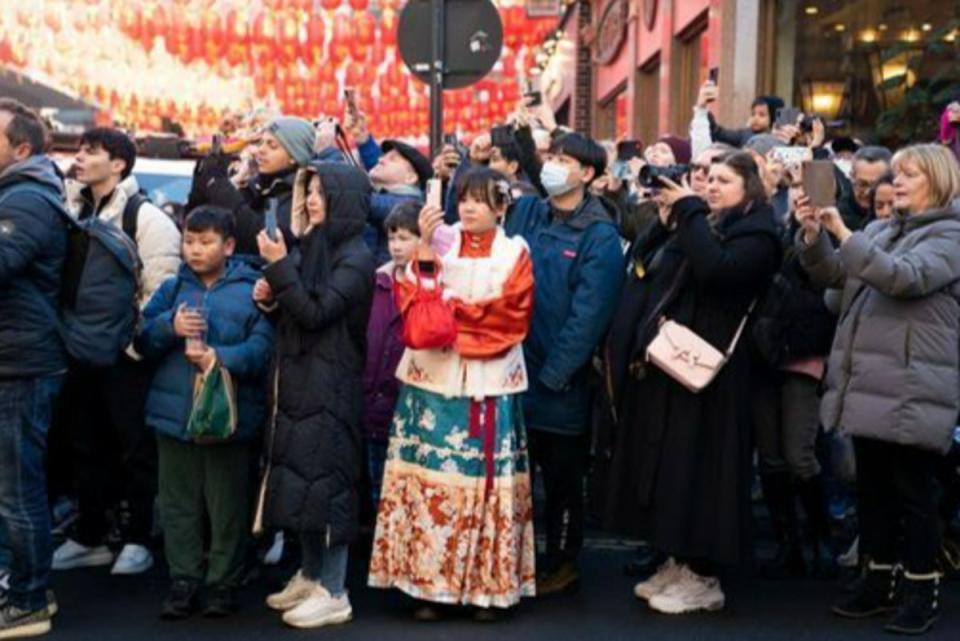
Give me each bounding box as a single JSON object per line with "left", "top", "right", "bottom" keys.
{"left": 430, "top": 0, "right": 444, "bottom": 154}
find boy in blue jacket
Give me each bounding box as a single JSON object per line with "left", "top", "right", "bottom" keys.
{"left": 137, "top": 207, "right": 274, "bottom": 620}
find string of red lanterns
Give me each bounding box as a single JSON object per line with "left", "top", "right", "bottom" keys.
{"left": 0, "top": 0, "right": 558, "bottom": 140}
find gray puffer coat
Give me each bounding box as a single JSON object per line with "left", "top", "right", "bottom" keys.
{"left": 798, "top": 207, "right": 960, "bottom": 454}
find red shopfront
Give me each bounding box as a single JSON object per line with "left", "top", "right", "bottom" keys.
{"left": 592, "top": 0, "right": 725, "bottom": 145}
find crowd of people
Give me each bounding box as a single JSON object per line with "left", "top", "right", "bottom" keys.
{"left": 2, "top": 74, "right": 960, "bottom": 640}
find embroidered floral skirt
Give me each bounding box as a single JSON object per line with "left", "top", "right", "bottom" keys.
{"left": 367, "top": 384, "right": 536, "bottom": 608}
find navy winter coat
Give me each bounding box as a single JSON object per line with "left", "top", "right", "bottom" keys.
{"left": 0, "top": 156, "right": 68, "bottom": 379}
{"left": 137, "top": 260, "right": 274, "bottom": 442}
{"left": 509, "top": 194, "right": 626, "bottom": 434}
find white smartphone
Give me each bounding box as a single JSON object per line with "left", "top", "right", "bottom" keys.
{"left": 426, "top": 177, "right": 442, "bottom": 210}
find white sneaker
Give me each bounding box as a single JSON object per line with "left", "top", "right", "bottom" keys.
{"left": 51, "top": 539, "right": 113, "bottom": 570}
{"left": 266, "top": 571, "right": 316, "bottom": 611}
{"left": 0, "top": 569, "right": 8, "bottom": 592}
{"left": 634, "top": 557, "right": 682, "bottom": 601}
{"left": 648, "top": 566, "right": 725, "bottom": 614}
{"left": 281, "top": 585, "right": 352, "bottom": 629}
{"left": 110, "top": 544, "right": 154, "bottom": 575}
{"left": 838, "top": 536, "right": 859, "bottom": 568}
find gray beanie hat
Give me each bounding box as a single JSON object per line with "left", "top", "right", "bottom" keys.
{"left": 744, "top": 134, "right": 784, "bottom": 158}
{"left": 264, "top": 117, "right": 316, "bottom": 166}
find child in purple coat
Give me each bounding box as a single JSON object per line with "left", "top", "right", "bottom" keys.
{"left": 362, "top": 202, "right": 421, "bottom": 510}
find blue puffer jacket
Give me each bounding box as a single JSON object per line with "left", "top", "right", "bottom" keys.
{"left": 509, "top": 194, "right": 626, "bottom": 435}
{"left": 0, "top": 156, "right": 68, "bottom": 379}
{"left": 137, "top": 259, "right": 274, "bottom": 442}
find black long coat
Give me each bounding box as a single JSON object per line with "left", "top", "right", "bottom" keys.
{"left": 601, "top": 196, "right": 781, "bottom": 566}
{"left": 262, "top": 163, "right": 375, "bottom": 544}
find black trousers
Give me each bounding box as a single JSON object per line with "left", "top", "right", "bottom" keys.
{"left": 65, "top": 356, "right": 157, "bottom": 546}
{"left": 528, "top": 429, "right": 587, "bottom": 568}
{"left": 854, "top": 437, "right": 942, "bottom": 574}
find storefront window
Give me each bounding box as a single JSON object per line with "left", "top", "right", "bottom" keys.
{"left": 636, "top": 56, "right": 660, "bottom": 147}
{"left": 771, "top": 0, "right": 959, "bottom": 144}
{"left": 597, "top": 86, "right": 628, "bottom": 140}
{"left": 670, "top": 14, "right": 710, "bottom": 135}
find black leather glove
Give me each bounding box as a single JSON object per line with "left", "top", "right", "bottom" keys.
{"left": 186, "top": 152, "right": 243, "bottom": 212}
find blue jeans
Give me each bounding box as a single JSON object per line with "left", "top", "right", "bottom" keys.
{"left": 0, "top": 375, "right": 63, "bottom": 610}
{"left": 300, "top": 534, "right": 348, "bottom": 598}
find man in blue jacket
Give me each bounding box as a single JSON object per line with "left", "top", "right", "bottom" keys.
{"left": 0, "top": 99, "right": 69, "bottom": 638}
{"left": 343, "top": 109, "right": 431, "bottom": 265}
{"left": 509, "top": 133, "right": 625, "bottom": 595}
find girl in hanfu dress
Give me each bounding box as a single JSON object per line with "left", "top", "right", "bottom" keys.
{"left": 368, "top": 167, "right": 536, "bottom": 620}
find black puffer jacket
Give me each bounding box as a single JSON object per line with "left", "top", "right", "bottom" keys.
{"left": 751, "top": 221, "right": 837, "bottom": 367}
{"left": 262, "top": 162, "right": 375, "bottom": 542}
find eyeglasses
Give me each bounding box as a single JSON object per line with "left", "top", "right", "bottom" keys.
{"left": 690, "top": 163, "right": 710, "bottom": 174}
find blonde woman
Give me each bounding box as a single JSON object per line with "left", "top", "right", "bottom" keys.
{"left": 796, "top": 143, "right": 960, "bottom": 635}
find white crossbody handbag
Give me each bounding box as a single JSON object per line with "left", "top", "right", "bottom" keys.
{"left": 645, "top": 301, "right": 756, "bottom": 393}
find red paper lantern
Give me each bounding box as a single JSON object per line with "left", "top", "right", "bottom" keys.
{"left": 322, "top": 0, "right": 342, "bottom": 10}
{"left": 349, "top": 0, "right": 369, "bottom": 10}
{"left": 353, "top": 12, "right": 375, "bottom": 45}
{"left": 380, "top": 9, "right": 398, "bottom": 46}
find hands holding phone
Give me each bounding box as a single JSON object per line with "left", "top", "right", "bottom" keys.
{"left": 257, "top": 229, "right": 288, "bottom": 264}
{"left": 343, "top": 108, "right": 370, "bottom": 145}
{"left": 795, "top": 197, "right": 850, "bottom": 245}
{"left": 696, "top": 81, "right": 719, "bottom": 108}
{"left": 418, "top": 204, "right": 444, "bottom": 246}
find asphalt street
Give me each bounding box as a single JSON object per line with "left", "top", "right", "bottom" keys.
{"left": 47, "top": 545, "right": 959, "bottom": 641}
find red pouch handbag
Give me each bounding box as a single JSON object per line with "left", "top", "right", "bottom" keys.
{"left": 398, "top": 262, "right": 458, "bottom": 350}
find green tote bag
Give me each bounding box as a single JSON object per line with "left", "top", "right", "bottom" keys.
{"left": 186, "top": 365, "right": 238, "bottom": 443}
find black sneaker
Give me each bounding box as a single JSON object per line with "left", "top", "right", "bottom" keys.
{"left": 832, "top": 563, "right": 899, "bottom": 619}
{"left": 203, "top": 586, "right": 238, "bottom": 618}
{"left": 884, "top": 573, "right": 940, "bottom": 635}
{"left": 0, "top": 603, "right": 52, "bottom": 639}
{"left": 161, "top": 580, "right": 200, "bottom": 620}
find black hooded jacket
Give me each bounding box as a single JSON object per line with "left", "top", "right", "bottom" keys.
{"left": 262, "top": 161, "right": 376, "bottom": 541}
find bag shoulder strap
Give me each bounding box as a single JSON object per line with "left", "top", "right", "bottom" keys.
{"left": 122, "top": 192, "right": 148, "bottom": 244}
{"left": 637, "top": 259, "right": 690, "bottom": 340}
{"left": 723, "top": 298, "right": 758, "bottom": 358}
{"left": 0, "top": 182, "right": 69, "bottom": 218}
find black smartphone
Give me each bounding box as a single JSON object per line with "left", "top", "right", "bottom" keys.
{"left": 417, "top": 260, "right": 436, "bottom": 276}
{"left": 211, "top": 134, "right": 224, "bottom": 156}
{"left": 265, "top": 200, "right": 279, "bottom": 241}
{"left": 617, "top": 140, "right": 643, "bottom": 162}
{"left": 442, "top": 133, "right": 458, "bottom": 148}
{"left": 708, "top": 67, "right": 719, "bottom": 85}
{"left": 491, "top": 125, "right": 516, "bottom": 148}
{"left": 524, "top": 91, "right": 543, "bottom": 107}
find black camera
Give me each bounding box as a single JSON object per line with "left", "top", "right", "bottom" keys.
{"left": 638, "top": 164, "right": 690, "bottom": 188}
